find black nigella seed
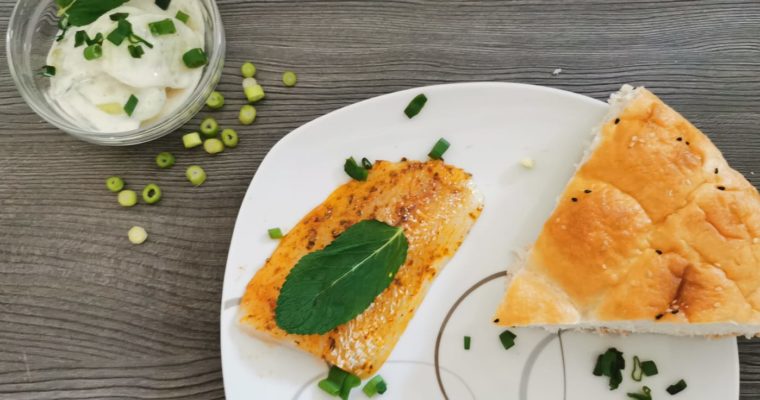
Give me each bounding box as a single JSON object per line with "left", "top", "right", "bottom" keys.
{"left": 671, "top": 309, "right": 679, "bottom": 314}
{"left": 717, "top": 186, "right": 726, "bottom": 191}
{"left": 715, "top": 168, "right": 719, "bottom": 174}
{"left": 656, "top": 249, "right": 663, "bottom": 255}
{"left": 686, "top": 141, "right": 690, "bottom": 145}
{"left": 655, "top": 313, "right": 664, "bottom": 320}
{"left": 571, "top": 197, "right": 578, "bottom": 202}
{"left": 584, "top": 189, "right": 592, "bottom": 194}
{"left": 676, "top": 137, "right": 683, "bottom": 141}
{"left": 614, "top": 118, "right": 620, "bottom": 124}
{"left": 493, "top": 318, "right": 500, "bottom": 323}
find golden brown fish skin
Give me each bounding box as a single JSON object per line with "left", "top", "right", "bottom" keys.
{"left": 240, "top": 160, "right": 483, "bottom": 377}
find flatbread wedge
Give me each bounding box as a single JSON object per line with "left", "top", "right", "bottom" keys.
{"left": 240, "top": 160, "right": 483, "bottom": 377}
{"left": 496, "top": 85, "right": 760, "bottom": 336}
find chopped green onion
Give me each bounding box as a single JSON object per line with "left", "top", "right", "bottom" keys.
{"left": 117, "top": 190, "right": 138, "bottom": 207}
{"left": 666, "top": 379, "right": 687, "bottom": 395}
{"left": 56, "top": 15, "right": 70, "bottom": 42}
{"left": 106, "top": 176, "right": 125, "bottom": 192}
{"left": 344, "top": 157, "right": 369, "bottom": 181}
{"left": 464, "top": 336, "right": 471, "bottom": 350}
{"left": 200, "top": 117, "right": 219, "bottom": 137}
{"left": 97, "top": 103, "right": 123, "bottom": 115}
{"left": 142, "top": 184, "right": 162, "bottom": 205}
{"left": 107, "top": 18, "right": 132, "bottom": 46}
{"left": 128, "top": 44, "right": 144, "bottom": 58}
{"left": 182, "top": 132, "right": 203, "bottom": 148}
{"left": 183, "top": 48, "right": 207, "bottom": 68}
{"left": 242, "top": 77, "right": 258, "bottom": 88}
{"left": 241, "top": 62, "right": 256, "bottom": 78}
{"left": 361, "top": 157, "right": 373, "bottom": 170}
{"left": 155, "top": 0, "right": 171, "bottom": 10}
{"left": 404, "top": 93, "right": 427, "bottom": 118}
{"left": 640, "top": 360, "right": 658, "bottom": 377}
{"left": 155, "top": 152, "right": 175, "bottom": 169}
{"left": 109, "top": 12, "right": 129, "bottom": 21}
{"left": 203, "top": 138, "right": 224, "bottom": 155}
{"left": 87, "top": 33, "right": 103, "bottom": 46}
{"left": 128, "top": 33, "right": 153, "bottom": 48}
{"left": 206, "top": 91, "right": 224, "bottom": 109}
{"left": 124, "top": 95, "right": 139, "bottom": 117}
{"left": 128, "top": 226, "right": 148, "bottom": 245}
{"left": 626, "top": 386, "right": 652, "bottom": 400}
{"left": 318, "top": 379, "right": 341, "bottom": 396}
{"left": 186, "top": 165, "right": 206, "bottom": 186}
{"left": 74, "top": 30, "right": 87, "bottom": 47}
{"left": 499, "top": 330, "right": 516, "bottom": 350}
{"left": 244, "top": 84, "right": 265, "bottom": 103}
{"left": 221, "top": 129, "right": 239, "bottom": 148}
{"left": 594, "top": 347, "right": 625, "bottom": 390}
{"left": 631, "top": 356, "right": 643, "bottom": 382}
{"left": 362, "top": 375, "right": 387, "bottom": 397}
{"left": 428, "top": 138, "right": 450, "bottom": 160}
{"left": 83, "top": 44, "right": 102, "bottom": 60}
{"left": 339, "top": 374, "right": 361, "bottom": 400}
{"left": 268, "top": 228, "right": 283, "bottom": 239}
{"left": 148, "top": 19, "right": 176, "bottom": 36}
{"left": 175, "top": 10, "right": 190, "bottom": 24}
{"left": 239, "top": 105, "right": 257, "bottom": 125}
{"left": 41, "top": 65, "right": 56, "bottom": 77}
{"left": 282, "top": 70, "right": 297, "bottom": 87}
{"left": 376, "top": 382, "right": 387, "bottom": 395}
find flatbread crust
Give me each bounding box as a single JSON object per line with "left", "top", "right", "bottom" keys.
{"left": 496, "top": 88, "right": 760, "bottom": 331}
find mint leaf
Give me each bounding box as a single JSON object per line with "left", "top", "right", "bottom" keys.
{"left": 59, "top": 0, "right": 129, "bottom": 27}
{"left": 275, "top": 220, "right": 408, "bottom": 335}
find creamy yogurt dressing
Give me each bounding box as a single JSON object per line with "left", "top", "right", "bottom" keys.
{"left": 46, "top": 0, "right": 205, "bottom": 133}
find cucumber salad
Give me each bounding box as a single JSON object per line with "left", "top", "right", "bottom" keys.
{"left": 44, "top": 0, "right": 208, "bottom": 132}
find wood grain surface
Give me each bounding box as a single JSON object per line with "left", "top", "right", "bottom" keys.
{"left": 1, "top": 0, "right": 760, "bottom": 398}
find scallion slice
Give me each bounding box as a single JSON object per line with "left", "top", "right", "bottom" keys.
{"left": 155, "top": 0, "right": 171, "bottom": 10}
{"left": 626, "top": 386, "right": 652, "bottom": 400}
{"left": 268, "top": 228, "right": 283, "bottom": 239}
{"left": 344, "top": 157, "right": 369, "bottom": 181}
{"left": 56, "top": 15, "right": 70, "bottom": 42}
{"left": 87, "top": 33, "right": 103, "bottom": 46}
{"left": 148, "top": 18, "right": 176, "bottom": 36}
{"left": 318, "top": 379, "right": 341, "bottom": 396}
{"left": 176, "top": 10, "right": 190, "bottom": 24}
{"left": 464, "top": 336, "right": 471, "bottom": 350}
{"left": 666, "top": 379, "right": 687, "bottom": 395}
{"left": 128, "top": 33, "right": 153, "bottom": 48}
{"left": 339, "top": 374, "right": 361, "bottom": 400}
{"left": 428, "top": 138, "right": 450, "bottom": 160}
{"left": 594, "top": 347, "right": 625, "bottom": 390}
{"left": 362, "top": 375, "right": 387, "bottom": 397}
{"left": 498, "top": 330, "right": 516, "bottom": 350}
{"left": 183, "top": 48, "right": 207, "bottom": 68}
{"left": 109, "top": 12, "right": 129, "bottom": 21}
{"left": 128, "top": 45, "right": 144, "bottom": 58}
{"left": 404, "top": 93, "right": 427, "bottom": 118}
{"left": 631, "top": 356, "right": 643, "bottom": 382}
{"left": 361, "top": 157, "right": 373, "bottom": 170}
{"left": 640, "top": 360, "right": 658, "bottom": 377}
{"left": 74, "top": 30, "right": 87, "bottom": 47}
{"left": 41, "top": 65, "right": 56, "bottom": 77}
{"left": 83, "top": 44, "right": 103, "bottom": 60}
{"left": 124, "top": 95, "right": 139, "bottom": 117}
{"left": 107, "top": 19, "right": 132, "bottom": 46}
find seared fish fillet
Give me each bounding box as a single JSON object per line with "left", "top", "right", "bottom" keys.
{"left": 240, "top": 160, "right": 483, "bottom": 377}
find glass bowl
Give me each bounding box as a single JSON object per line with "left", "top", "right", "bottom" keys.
{"left": 6, "top": 0, "right": 225, "bottom": 146}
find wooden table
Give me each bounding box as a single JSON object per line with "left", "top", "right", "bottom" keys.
{"left": 1, "top": 1, "right": 759, "bottom": 398}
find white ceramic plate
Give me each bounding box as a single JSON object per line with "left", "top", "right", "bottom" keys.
{"left": 221, "top": 82, "right": 739, "bottom": 400}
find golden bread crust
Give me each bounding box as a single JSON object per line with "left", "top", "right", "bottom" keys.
{"left": 240, "top": 160, "right": 483, "bottom": 377}
{"left": 496, "top": 88, "right": 760, "bottom": 328}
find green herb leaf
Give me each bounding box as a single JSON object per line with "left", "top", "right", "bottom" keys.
{"left": 640, "top": 360, "right": 658, "bottom": 377}
{"left": 58, "top": 0, "right": 129, "bottom": 27}
{"left": 275, "top": 220, "right": 408, "bottom": 334}
{"left": 344, "top": 157, "right": 369, "bottom": 181}
{"left": 594, "top": 347, "right": 625, "bottom": 390}
{"left": 499, "top": 330, "right": 517, "bottom": 350}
